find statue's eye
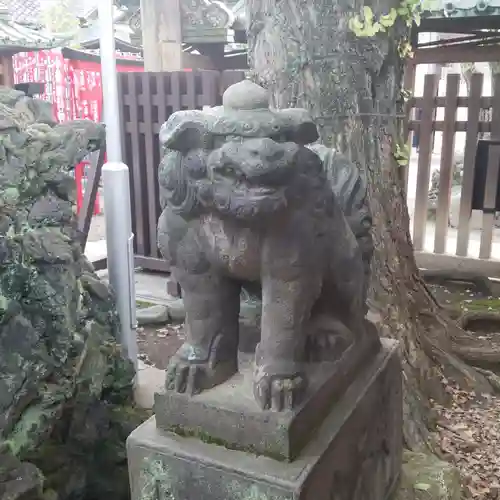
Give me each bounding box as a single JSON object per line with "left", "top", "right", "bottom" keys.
{"left": 217, "top": 165, "right": 234, "bottom": 176}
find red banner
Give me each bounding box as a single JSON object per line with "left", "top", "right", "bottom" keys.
{"left": 13, "top": 49, "right": 143, "bottom": 123}
{"left": 13, "top": 49, "right": 144, "bottom": 215}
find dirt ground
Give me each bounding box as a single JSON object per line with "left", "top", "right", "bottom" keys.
{"left": 137, "top": 323, "right": 185, "bottom": 369}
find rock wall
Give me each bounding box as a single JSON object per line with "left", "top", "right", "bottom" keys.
{"left": 0, "top": 87, "right": 145, "bottom": 500}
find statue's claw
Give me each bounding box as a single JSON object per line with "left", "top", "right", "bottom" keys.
{"left": 165, "top": 337, "right": 238, "bottom": 395}
{"left": 166, "top": 360, "right": 204, "bottom": 395}
{"left": 253, "top": 365, "right": 307, "bottom": 411}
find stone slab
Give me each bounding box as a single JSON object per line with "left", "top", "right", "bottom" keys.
{"left": 154, "top": 334, "right": 380, "bottom": 461}
{"left": 134, "top": 361, "right": 165, "bottom": 410}
{"left": 127, "top": 339, "right": 402, "bottom": 500}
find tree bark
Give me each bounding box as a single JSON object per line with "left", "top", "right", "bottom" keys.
{"left": 460, "top": 63, "right": 489, "bottom": 137}
{"left": 246, "top": 0, "right": 494, "bottom": 451}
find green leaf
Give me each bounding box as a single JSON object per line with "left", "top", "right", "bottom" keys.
{"left": 363, "top": 6, "right": 374, "bottom": 22}
{"left": 349, "top": 15, "right": 364, "bottom": 30}
{"left": 380, "top": 8, "right": 398, "bottom": 26}
{"left": 379, "top": 17, "right": 394, "bottom": 27}
{"left": 414, "top": 483, "right": 431, "bottom": 491}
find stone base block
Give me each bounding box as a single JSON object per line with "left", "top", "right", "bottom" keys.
{"left": 154, "top": 330, "right": 381, "bottom": 461}
{"left": 127, "top": 339, "right": 402, "bottom": 500}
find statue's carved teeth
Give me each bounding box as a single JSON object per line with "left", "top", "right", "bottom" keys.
{"left": 252, "top": 187, "right": 275, "bottom": 196}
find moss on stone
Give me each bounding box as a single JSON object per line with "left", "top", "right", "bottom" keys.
{"left": 461, "top": 297, "right": 500, "bottom": 312}
{"left": 393, "top": 451, "right": 462, "bottom": 500}
{"left": 167, "top": 424, "right": 287, "bottom": 462}
{"left": 136, "top": 299, "right": 156, "bottom": 309}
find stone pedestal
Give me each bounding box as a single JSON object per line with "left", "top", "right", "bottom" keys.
{"left": 127, "top": 339, "right": 402, "bottom": 500}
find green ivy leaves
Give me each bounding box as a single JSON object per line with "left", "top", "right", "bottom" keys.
{"left": 393, "top": 142, "right": 411, "bottom": 166}
{"left": 348, "top": 0, "right": 423, "bottom": 38}
{"left": 348, "top": 6, "right": 398, "bottom": 37}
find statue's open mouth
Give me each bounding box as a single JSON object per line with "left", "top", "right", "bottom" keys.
{"left": 211, "top": 171, "right": 279, "bottom": 198}
{"left": 230, "top": 185, "right": 278, "bottom": 197}
{"left": 248, "top": 187, "right": 277, "bottom": 196}
{"left": 210, "top": 159, "right": 288, "bottom": 195}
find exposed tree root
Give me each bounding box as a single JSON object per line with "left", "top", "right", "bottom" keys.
{"left": 452, "top": 344, "right": 500, "bottom": 364}
{"left": 458, "top": 311, "right": 500, "bottom": 329}
{"left": 419, "top": 321, "right": 493, "bottom": 394}
{"left": 420, "top": 275, "right": 500, "bottom": 365}
{"left": 474, "top": 367, "right": 500, "bottom": 392}
{"left": 419, "top": 269, "right": 494, "bottom": 297}
{"left": 448, "top": 313, "right": 500, "bottom": 364}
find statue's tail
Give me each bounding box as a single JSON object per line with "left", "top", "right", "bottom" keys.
{"left": 308, "top": 144, "right": 373, "bottom": 312}
{"left": 307, "top": 144, "right": 368, "bottom": 222}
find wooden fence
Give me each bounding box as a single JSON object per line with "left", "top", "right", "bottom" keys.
{"left": 114, "top": 69, "right": 500, "bottom": 277}
{"left": 408, "top": 72, "right": 500, "bottom": 276}
{"left": 118, "top": 69, "right": 246, "bottom": 271}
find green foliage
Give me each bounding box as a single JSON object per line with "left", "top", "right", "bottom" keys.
{"left": 400, "top": 88, "right": 413, "bottom": 103}
{"left": 40, "top": 0, "right": 80, "bottom": 37}
{"left": 396, "top": 0, "right": 423, "bottom": 27}
{"left": 392, "top": 141, "right": 411, "bottom": 166}
{"left": 397, "top": 40, "right": 414, "bottom": 59}
{"left": 348, "top": 0, "right": 424, "bottom": 38}
{"left": 348, "top": 6, "right": 398, "bottom": 37}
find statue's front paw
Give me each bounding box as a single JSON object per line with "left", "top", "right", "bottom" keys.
{"left": 253, "top": 365, "right": 307, "bottom": 411}
{"left": 166, "top": 358, "right": 206, "bottom": 395}
{"left": 165, "top": 340, "right": 238, "bottom": 395}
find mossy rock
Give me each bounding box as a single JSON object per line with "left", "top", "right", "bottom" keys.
{"left": 0, "top": 86, "right": 147, "bottom": 500}
{"left": 136, "top": 299, "right": 157, "bottom": 309}
{"left": 393, "top": 451, "right": 462, "bottom": 500}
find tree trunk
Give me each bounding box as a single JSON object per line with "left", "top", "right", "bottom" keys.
{"left": 460, "top": 62, "right": 476, "bottom": 94}
{"left": 246, "top": 0, "right": 495, "bottom": 451}
{"left": 460, "top": 63, "right": 489, "bottom": 138}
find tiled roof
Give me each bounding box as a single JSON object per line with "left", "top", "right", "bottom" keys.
{"left": 0, "top": 1, "right": 67, "bottom": 50}
{"left": 2, "top": 0, "right": 40, "bottom": 24}
{"left": 0, "top": 21, "right": 66, "bottom": 50}
{"left": 3, "top": 0, "right": 100, "bottom": 26}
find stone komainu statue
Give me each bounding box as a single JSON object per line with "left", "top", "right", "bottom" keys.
{"left": 157, "top": 80, "right": 378, "bottom": 411}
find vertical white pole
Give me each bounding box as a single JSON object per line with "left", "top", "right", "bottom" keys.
{"left": 99, "top": 0, "right": 138, "bottom": 369}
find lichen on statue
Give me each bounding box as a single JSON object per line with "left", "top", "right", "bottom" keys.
{"left": 157, "top": 80, "right": 379, "bottom": 412}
